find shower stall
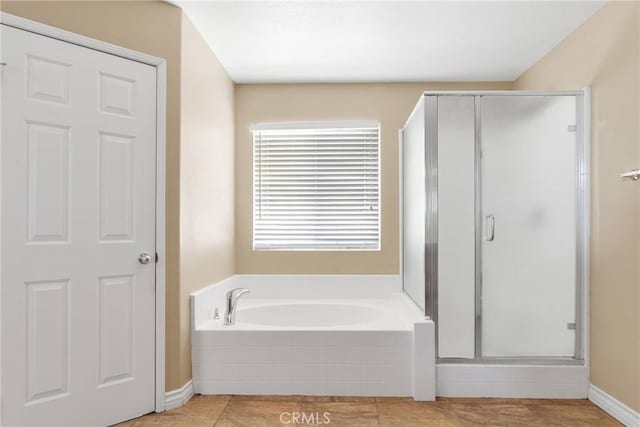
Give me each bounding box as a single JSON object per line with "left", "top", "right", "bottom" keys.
{"left": 401, "top": 91, "right": 589, "bottom": 371}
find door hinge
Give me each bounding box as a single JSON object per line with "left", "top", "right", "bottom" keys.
{"left": 567, "top": 322, "right": 577, "bottom": 330}
{"left": 155, "top": 252, "right": 159, "bottom": 263}
{"left": 568, "top": 125, "right": 576, "bottom": 132}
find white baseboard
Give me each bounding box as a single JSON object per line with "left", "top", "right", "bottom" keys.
{"left": 164, "top": 380, "right": 194, "bottom": 411}
{"left": 588, "top": 384, "right": 640, "bottom": 426}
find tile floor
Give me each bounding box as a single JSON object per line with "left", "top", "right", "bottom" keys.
{"left": 116, "top": 395, "right": 621, "bottom": 426}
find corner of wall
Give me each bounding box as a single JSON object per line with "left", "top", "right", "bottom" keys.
{"left": 513, "top": 1, "right": 640, "bottom": 413}
{"left": 177, "top": 10, "right": 237, "bottom": 390}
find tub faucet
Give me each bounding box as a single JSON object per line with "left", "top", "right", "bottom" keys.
{"left": 224, "top": 288, "right": 250, "bottom": 325}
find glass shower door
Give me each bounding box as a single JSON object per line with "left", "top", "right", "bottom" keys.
{"left": 480, "top": 95, "right": 578, "bottom": 358}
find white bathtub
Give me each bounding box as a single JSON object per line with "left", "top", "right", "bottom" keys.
{"left": 191, "top": 275, "right": 435, "bottom": 400}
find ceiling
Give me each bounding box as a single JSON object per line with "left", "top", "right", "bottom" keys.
{"left": 176, "top": 1, "right": 605, "bottom": 84}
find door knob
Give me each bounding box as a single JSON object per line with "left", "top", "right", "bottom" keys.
{"left": 621, "top": 169, "right": 640, "bottom": 181}
{"left": 138, "top": 252, "right": 152, "bottom": 264}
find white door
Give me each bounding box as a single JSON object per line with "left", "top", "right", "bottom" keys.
{"left": 480, "top": 95, "right": 577, "bottom": 357}
{"left": 1, "top": 25, "right": 157, "bottom": 426}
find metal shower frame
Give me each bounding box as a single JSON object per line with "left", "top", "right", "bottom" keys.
{"left": 401, "top": 89, "right": 590, "bottom": 366}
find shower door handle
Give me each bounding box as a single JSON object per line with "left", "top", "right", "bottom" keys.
{"left": 485, "top": 215, "right": 495, "bottom": 242}
{"left": 621, "top": 169, "right": 640, "bottom": 180}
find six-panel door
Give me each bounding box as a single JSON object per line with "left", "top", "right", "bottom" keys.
{"left": 1, "top": 25, "right": 157, "bottom": 426}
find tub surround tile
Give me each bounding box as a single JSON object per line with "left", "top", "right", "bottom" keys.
{"left": 193, "top": 331, "right": 419, "bottom": 398}
{"left": 196, "top": 363, "right": 261, "bottom": 382}
{"left": 193, "top": 347, "right": 262, "bottom": 365}
{"left": 325, "top": 364, "right": 366, "bottom": 382}
{"left": 299, "top": 381, "right": 330, "bottom": 396}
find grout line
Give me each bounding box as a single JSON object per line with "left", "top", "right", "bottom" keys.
{"left": 211, "top": 398, "right": 231, "bottom": 427}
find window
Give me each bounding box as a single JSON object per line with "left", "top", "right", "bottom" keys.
{"left": 252, "top": 121, "right": 380, "bottom": 251}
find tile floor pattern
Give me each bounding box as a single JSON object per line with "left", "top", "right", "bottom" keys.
{"left": 115, "top": 395, "right": 621, "bottom": 427}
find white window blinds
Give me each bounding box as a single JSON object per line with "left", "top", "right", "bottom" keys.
{"left": 252, "top": 121, "right": 380, "bottom": 250}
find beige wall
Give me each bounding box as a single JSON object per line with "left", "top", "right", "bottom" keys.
{"left": 516, "top": 1, "right": 640, "bottom": 411}
{"left": 234, "top": 82, "right": 512, "bottom": 274}
{"left": 178, "top": 13, "right": 235, "bottom": 386}
{"left": 1, "top": 1, "right": 236, "bottom": 392}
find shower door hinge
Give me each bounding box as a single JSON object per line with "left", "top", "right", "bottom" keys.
{"left": 567, "top": 322, "right": 577, "bottom": 330}
{"left": 567, "top": 125, "right": 577, "bottom": 132}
